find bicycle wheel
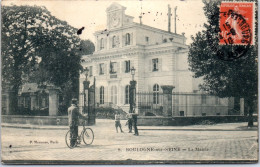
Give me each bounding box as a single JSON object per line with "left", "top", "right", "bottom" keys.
{"left": 65, "top": 130, "right": 77, "bottom": 149}
{"left": 82, "top": 128, "right": 94, "bottom": 145}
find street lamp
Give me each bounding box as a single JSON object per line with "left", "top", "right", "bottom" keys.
{"left": 130, "top": 67, "right": 136, "bottom": 81}
{"left": 129, "top": 67, "right": 136, "bottom": 113}
{"left": 129, "top": 66, "right": 139, "bottom": 136}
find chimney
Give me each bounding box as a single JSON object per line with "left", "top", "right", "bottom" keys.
{"left": 139, "top": 15, "right": 142, "bottom": 25}
{"left": 168, "top": 4, "right": 171, "bottom": 32}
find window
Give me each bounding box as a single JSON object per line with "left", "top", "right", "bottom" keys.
{"left": 100, "top": 86, "right": 104, "bottom": 104}
{"left": 24, "top": 96, "right": 31, "bottom": 108}
{"left": 202, "top": 113, "right": 206, "bottom": 116}
{"left": 125, "top": 60, "right": 130, "bottom": 73}
{"left": 180, "top": 111, "right": 184, "bottom": 116}
{"left": 111, "top": 86, "right": 117, "bottom": 104}
{"left": 125, "top": 33, "right": 131, "bottom": 45}
{"left": 201, "top": 95, "right": 206, "bottom": 104}
{"left": 99, "top": 63, "right": 104, "bottom": 75}
{"left": 100, "top": 38, "right": 104, "bottom": 50}
{"left": 145, "top": 36, "right": 149, "bottom": 44}
{"left": 153, "top": 84, "right": 159, "bottom": 104}
{"left": 112, "top": 36, "right": 116, "bottom": 48}
{"left": 125, "top": 85, "right": 130, "bottom": 104}
{"left": 89, "top": 66, "right": 93, "bottom": 77}
{"left": 152, "top": 58, "right": 159, "bottom": 71}
{"left": 110, "top": 62, "right": 117, "bottom": 74}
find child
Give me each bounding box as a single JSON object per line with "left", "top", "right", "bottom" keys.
{"left": 115, "top": 111, "right": 124, "bottom": 133}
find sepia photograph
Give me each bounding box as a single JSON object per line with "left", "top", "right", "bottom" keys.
{"left": 1, "top": 0, "right": 258, "bottom": 164}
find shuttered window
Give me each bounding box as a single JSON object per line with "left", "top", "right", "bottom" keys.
{"left": 125, "top": 85, "right": 130, "bottom": 104}
{"left": 152, "top": 58, "right": 159, "bottom": 71}
{"left": 99, "top": 63, "right": 104, "bottom": 75}
{"left": 125, "top": 33, "right": 130, "bottom": 45}
{"left": 100, "top": 38, "right": 104, "bottom": 50}
{"left": 125, "top": 60, "right": 130, "bottom": 73}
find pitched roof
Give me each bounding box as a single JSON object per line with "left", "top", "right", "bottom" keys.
{"left": 21, "top": 83, "right": 39, "bottom": 93}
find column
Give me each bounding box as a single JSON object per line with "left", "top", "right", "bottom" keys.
{"left": 30, "top": 93, "right": 37, "bottom": 110}
{"left": 161, "top": 85, "right": 175, "bottom": 117}
{"left": 240, "top": 98, "right": 244, "bottom": 116}
{"left": 48, "top": 88, "right": 59, "bottom": 116}
{"left": 3, "top": 90, "right": 15, "bottom": 115}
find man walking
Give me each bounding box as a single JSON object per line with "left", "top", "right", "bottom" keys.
{"left": 132, "top": 107, "right": 139, "bottom": 136}
{"left": 126, "top": 112, "right": 133, "bottom": 133}
{"left": 68, "top": 98, "right": 87, "bottom": 147}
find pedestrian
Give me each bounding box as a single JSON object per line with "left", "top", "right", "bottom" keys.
{"left": 115, "top": 111, "right": 124, "bottom": 133}
{"left": 132, "top": 108, "right": 139, "bottom": 136}
{"left": 126, "top": 112, "right": 133, "bottom": 133}
{"left": 68, "top": 98, "right": 87, "bottom": 147}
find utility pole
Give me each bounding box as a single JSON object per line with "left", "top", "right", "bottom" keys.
{"left": 174, "top": 6, "right": 177, "bottom": 34}
{"left": 168, "top": 4, "right": 171, "bottom": 32}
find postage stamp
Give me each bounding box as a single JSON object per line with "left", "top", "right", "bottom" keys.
{"left": 1, "top": 0, "right": 258, "bottom": 165}
{"left": 219, "top": 2, "right": 254, "bottom": 45}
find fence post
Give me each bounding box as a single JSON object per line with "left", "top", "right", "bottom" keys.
{"left": 48, "top": 87, "right": 59, "bottom": 116}
{"left": 161, "top": 85, "right": 175, "bottom": 117}
{"left": 240, "top": 98, "right": 244, "bottom": 116}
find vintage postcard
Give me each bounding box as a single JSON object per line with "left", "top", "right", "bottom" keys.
{"left": 1, "top": 0, "right": 258, "bottom": 165}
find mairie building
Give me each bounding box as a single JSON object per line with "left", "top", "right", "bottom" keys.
{"left": 80, "top": 3, "right": 238, "bottom": 117}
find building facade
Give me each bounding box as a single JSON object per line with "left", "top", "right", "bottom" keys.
{"left": 80, "top": 2, "right": 232, "bottom": 116}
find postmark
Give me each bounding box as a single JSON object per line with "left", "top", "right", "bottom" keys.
{"left": 206, "top": 1, "right": 255, "bottom": 61}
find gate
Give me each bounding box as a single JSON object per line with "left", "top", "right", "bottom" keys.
{"left": 137, "top": 92, "right": 164, "bottom": 116}
{"left": 81, "top": 77, "right": 96, "bottom": 125}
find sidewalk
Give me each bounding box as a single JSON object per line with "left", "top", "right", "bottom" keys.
{"left": 1, "top": 119, "right": 258, "bottom": 131}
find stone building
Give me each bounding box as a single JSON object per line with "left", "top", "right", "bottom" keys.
{"left": 80, "top": 2, "right": 234, "bottom": 116}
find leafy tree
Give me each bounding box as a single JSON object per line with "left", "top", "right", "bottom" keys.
{"left": 79, "top": 39, "right": 95, "bottom": 55}
{"left": 188, "top": 0, "right": 257, "bottom": 126}
{"left": 1, "top": 5, "right": 94, "bottom": 113}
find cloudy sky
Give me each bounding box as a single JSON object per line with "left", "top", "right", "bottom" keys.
{"left": 3, "top": 0, "right": 207, "bottom": 44}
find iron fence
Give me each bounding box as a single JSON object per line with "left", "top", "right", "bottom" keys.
{"left": 136, "top": 92, "right": 231, "bottom": 116}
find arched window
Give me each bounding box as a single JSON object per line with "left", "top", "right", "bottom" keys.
{"left": 112, "top": 36, "right": 116, "bottom": 48}
{"left": 100, "top": 38, "right": 104, "bottom": 50}
{"left": 125, "top": 85, "right": 130, "bottom": 104}
{"left": 125, "top": 33, "right": 131, "bottom": 45}
{"left": 153, "top": 84, "right": 159, "bottom": 104}
{"left": 100, "top": 86, "right": 104, "bottom": 104}
{"left": 111, "top": 86, "right": 117, "bottom": 104}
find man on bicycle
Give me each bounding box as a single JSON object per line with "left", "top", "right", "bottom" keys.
{"left": 68, "top": 98, "right": 88, "bottom": 147}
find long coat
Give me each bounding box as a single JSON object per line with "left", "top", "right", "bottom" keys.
{"left": 68, "top": 104, "right": 86, "bottom": 126}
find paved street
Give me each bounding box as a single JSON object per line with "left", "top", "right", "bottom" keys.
{"left": 1, "top": 120, "right": 258, "bottom": 163}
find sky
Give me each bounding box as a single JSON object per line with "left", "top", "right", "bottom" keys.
{"left": 2, "top": 0, "right": 207, "bottom": 44}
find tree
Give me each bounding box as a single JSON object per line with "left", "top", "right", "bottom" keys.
{"left": 1, "top": 5, "right": 90, "bottom": 113}
{"left": 188, "top": 0, "right": 257, "bottom": 126}
{"left": 79, "top": 40, "right": 95, "bottom": 55}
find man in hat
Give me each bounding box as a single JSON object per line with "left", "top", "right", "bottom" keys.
{"left": 68, "top": 98, "right": 87, "bottom": 147}
{"left": 132, "top": 106, "right": 139, "bottom": 136}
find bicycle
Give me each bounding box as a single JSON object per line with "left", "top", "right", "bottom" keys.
{"left": 65, "top": 121, "right": 94, "bottom": 149}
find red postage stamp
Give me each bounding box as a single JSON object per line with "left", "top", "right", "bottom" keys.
{"left": 219, "top": 2, "right": 254, "bottom": 45}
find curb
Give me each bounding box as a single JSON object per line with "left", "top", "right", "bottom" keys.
{"left": 2, "top": 125, "right": 257, "bottom": 131}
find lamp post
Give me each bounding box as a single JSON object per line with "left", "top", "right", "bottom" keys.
{"left": 129, "top": 67, "right": 136, "bottom": 113}
{"left": 130, "top": 67, "right": 139, "bottom": 136}
{"left": 83, "top": 68, "right": 90, "bottom": 121}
